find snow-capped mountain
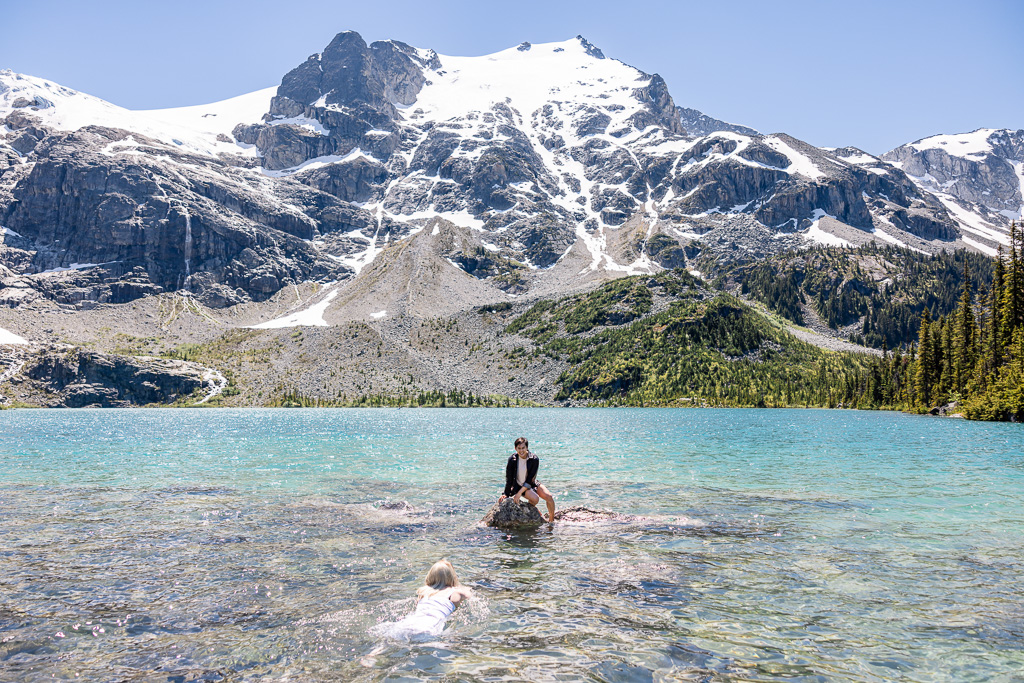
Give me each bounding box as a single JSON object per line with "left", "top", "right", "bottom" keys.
{"left": 0, "top": 69, "right": 274, "bottom": 157}
{"left": 0, "top": 31, "right": 1011, "bottom": 318}
{"left": 234, "top": 32, "right": 960, "bottom": 274}
{"left": 883, "top": 129, "right": 1024, "bottom": 255}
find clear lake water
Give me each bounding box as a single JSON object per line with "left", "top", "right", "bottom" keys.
{"left": 1, "top": 407, "right": 1023, "bottom": 682}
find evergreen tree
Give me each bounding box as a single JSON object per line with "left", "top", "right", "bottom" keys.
{"left": 952, "top": 267, "right": 976, "bottom": 394}
{"left": 894, "top": 345, "right": 908, "bottom": 406}
{"left": 937, "top": 315, "right": 952, "bottom": 401}
{"left": 989, "top": 246, "right": 1006, "bottom": 370}
{"left": 914, "top": 309, "right": 934, "bottom": 407}
{"left": 1001, "top": 222, "right": 1022, "bottom": 348}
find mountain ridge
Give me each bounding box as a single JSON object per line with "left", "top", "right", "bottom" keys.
{"left": 1, "top": 30, "right": 1020, "bottom": 368}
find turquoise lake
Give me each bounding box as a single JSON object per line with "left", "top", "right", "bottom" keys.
{"left": 2, "top": 408, "right": 1023, "bottom": 682}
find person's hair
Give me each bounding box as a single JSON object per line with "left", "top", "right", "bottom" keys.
{"left": 416, "top": 559, "right": 460, "bottom": 599}
{"left": 514, "top": 437, "right": 529, "bottom": 449}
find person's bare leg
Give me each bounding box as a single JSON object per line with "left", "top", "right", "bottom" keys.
{"left": 537, "top": 484, "right": 555, "bottom": 522}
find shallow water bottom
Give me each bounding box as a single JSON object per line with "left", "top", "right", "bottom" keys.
{"left": 2, "top": 408, "right": 1023, "bottom": 681}
{"left": 3, "top": 482, "right": 1023, "bottom": 682}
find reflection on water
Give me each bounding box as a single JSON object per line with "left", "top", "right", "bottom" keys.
{"left": 1, "top": 408, "right": 1023, "bottom": 681}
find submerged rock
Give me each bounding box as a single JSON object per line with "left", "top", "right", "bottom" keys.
{"left": 375, "top": 500, "right": 416, "bottom": 512}
{"left": 553, "top": 505, "right": 646, "bottom": 523}
{"left": 483, "top": 502, "right": 651, "bottom": 529}
{"left": 482, "top": 498, "right": 545, "bottom": 529}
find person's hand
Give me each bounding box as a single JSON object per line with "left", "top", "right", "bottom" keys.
{"left": 499, "top": 494, "right": 507, "bottom": 503}
{"left": 513, "top": 494, "right": 521, "bottom": 505}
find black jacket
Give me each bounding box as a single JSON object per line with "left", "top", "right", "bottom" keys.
{"left": 504, "top": 453, "right": 539, "bottom": 497}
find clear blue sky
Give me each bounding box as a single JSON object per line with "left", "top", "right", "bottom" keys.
{"left": 3, "top": 0, "right": 1021, "bottom": 155}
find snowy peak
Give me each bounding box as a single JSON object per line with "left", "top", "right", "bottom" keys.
{"left": 0, "top": 68, "right": 274, "bottom": 158}
{"left": 883, "top": 128, "right": 1024, "bottom": 253}
{"left": 1, "top": 69, "right": 125, "bottom": 133}
{"left": 906, "top": 128, "right": 1023, "bottom": 161}
{"left": 409, "top": 36, "right": 681, "bottom": 133}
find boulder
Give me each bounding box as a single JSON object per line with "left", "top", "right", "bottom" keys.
{"left": 22, "top": 348, "right": 209, "bottom": 407}
{"left": 482, "top": 498, "right": 546, "bottom": 529}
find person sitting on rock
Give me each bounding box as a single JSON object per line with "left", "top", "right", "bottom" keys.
{"left": 499, "top": 437, "right": 556, "bottom": 522}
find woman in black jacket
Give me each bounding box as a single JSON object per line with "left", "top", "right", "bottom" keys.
{"left": 498, "top": 437, "right": 556, "bottom": 522}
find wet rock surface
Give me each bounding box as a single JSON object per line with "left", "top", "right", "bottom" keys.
{"left": 482, "top": 502, "right": 651, "bottom": 529}
{"left": 482, "top": 498, "right": 546, "bottom": 528}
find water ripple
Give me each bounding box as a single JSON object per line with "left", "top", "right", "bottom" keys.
{"left": 1, "top": 408, "right": 1023, "bottom": 681}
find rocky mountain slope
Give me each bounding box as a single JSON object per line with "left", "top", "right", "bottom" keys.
{"left": 882, "top": 128, "right": 1024, "bottom": 255}
{"left": 3, "top": 32, "right": 1010, "bottom": 315}
{"left": 0, "top": 30, "right": 1020, "bottom": 407}
{"left": 0, "top": 344, "right": 221, "bottom": 408}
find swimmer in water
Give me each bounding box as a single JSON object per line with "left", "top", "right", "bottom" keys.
{"left": 372, "top": 559, "right": 473, "bottom": 641}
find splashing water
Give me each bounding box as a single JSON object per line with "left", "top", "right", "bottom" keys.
{"left": 194, "top": 368, "right": 227, "bottom": 405}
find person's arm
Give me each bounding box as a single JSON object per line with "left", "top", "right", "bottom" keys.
{"left": 512, "top": 484, "right": 529, "bottom": 504}
{"left": 449, "top": 586, "right": 473, "bottom": 605}
{"left": 525, "top": 456, "right": 540, "bottom": 490}
{"left": 503, "top": 457, "right": 516, "bottom": 499}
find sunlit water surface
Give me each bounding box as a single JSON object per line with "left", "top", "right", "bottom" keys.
{"left": 2, "top": 408, "right": 1023, "bottom": 682}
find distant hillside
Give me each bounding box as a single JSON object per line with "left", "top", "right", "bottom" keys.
{"left": 730, "top": 244, "right": 993, "bottom": 349}
{"left": 503, "top": 270, "right": 875, "bottom": 407}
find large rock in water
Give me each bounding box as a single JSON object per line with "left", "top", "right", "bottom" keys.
{"left": 482, "top": 498, "right": 545, "bottom": 529}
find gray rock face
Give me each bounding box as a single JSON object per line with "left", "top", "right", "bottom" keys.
{"left": 677, "top": 106, "right": 759, "bottom": 137}
{"left": 882, "top": 129, "right": 1023, "bottom": 247}
{"left": 279, "top": 33, "right": 428, "bottom": 112}
{"left": 576, "top": 35, "right": 605, "bottom": 59}
{"left": 642, "top": 133, "right": 956, "bottom": 247}
{"left": 883, "top": 130, "right": 1024, "bottom": 211}
{"left": 630, "top": 75, "right": 685, "bottom": 136}
{"left": 0, "top": 123, "right": 395, "bottom": 306}
{"left": 237, "top": 32, "right": 429, "bottom": 172}
{"left": 0, "top": 143, "right": 21, "bottom": 173}
{"left": 482, "top": 498, "right": 546, "bottom": 528}
{"left": 22, "top": 348, "right": 208, "bottom": 407}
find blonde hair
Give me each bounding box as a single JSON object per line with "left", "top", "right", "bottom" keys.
{"left": 416, "top": 559, "right": 460, "bottom": 599}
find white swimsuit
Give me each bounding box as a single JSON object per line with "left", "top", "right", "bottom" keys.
{"left": 411, "top": 593, "right": 457, "bottom": 624}
{"left": 376, "top": 591, "right": 457, "bottom": 640}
